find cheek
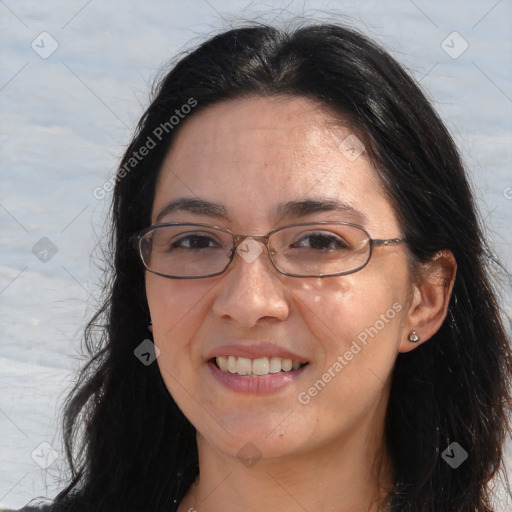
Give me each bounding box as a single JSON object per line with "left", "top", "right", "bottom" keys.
{"left": 293, "top": 272, "right": 403, "bottom": 331}
{"left": 290, "top": 278, "right": 407, "bottom": 427}
{"left": 145, "top": 276, "right": 213, "bottom": 369}
{"left": 290, "top": 270, "right": 408, "bottom": 375}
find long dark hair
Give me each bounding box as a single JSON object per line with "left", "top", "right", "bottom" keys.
{"left": 41, "top": 23, "right": 511, "bottom": 511}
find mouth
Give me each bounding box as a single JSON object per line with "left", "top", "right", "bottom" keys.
{"left": 210, "top": 355, "right": 309, "bottom": 377}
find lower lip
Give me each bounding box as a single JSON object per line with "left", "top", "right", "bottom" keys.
{"left": 207, "top": 361, "right": 308, "bottom": 394}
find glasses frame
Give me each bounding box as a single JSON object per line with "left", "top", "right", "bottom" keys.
{"left": 133, "top": 221, "right": 405, "bottom": 279}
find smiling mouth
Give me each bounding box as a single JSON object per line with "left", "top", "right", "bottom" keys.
{"left": 211, "top": 355, "right": 308, "bottom": 377}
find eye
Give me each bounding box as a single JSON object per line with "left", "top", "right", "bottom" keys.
{"left": 290, "top": 231, "right": 350, "bottom": 251}
{"left": 170, "top": 232, "right": 223, "bottom": 250}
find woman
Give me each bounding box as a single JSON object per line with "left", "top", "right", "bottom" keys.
{"left": 18, "top": 22, "right": 512, "bottom": 511}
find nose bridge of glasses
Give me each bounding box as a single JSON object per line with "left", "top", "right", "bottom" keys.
{"left": 233, "top": 233, "right": 272, "bottom": 251}
{"left": 222, "top": 233, "right": 281, "bottom": 281}
{"left": 230, "top": 235, "right": 275, "bottom": 266}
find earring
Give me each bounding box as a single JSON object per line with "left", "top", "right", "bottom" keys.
{"left": 147, "top": 317, "right": 153, "bottom": 333}
{"left": 408, "top": 330, "right": 420, "bottom": 343}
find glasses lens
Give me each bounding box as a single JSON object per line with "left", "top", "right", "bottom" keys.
{"left": 140, "top": 225, "right": 233, "bottom": 277}
{"left": 270, "top": 223, "right": 370, "bottom": 276}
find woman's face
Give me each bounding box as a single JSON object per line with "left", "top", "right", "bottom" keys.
{"left": 146, "top": 96, "right": 414, "bottom": 463}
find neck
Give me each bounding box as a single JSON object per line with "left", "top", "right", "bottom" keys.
{"left": 178, "top": 404, "right": 394, "bottom": 512}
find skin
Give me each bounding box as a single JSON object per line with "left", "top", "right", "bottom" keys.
{"left": 145, "top": 96, "right": 456, "bottom": 512}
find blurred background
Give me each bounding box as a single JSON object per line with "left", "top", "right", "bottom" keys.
{"left": 1, "top": 0, "right": 511, "bottom": 509}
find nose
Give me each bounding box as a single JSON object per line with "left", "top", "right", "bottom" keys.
{"left": 212, "top": 238, "right": 290, "bottom": 328}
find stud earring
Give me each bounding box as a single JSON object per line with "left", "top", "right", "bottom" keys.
{"left": 147, "top": 317, "right": 153, "bottom": 333}
{"left": 408, "top": 330, "right": 420, "bottom": 343}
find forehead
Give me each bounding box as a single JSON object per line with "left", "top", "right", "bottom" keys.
{"left": 153, "top": 96, "right": 399, "bottom": 235}
{"left": 162, "top": 95, "right": 347, "bottom": 178}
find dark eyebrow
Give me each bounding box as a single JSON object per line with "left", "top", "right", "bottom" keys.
{"left": 275, "top": 199, "right": 367, "bottom": 223}
{"left": 155, "top": 198, "right": 229, "bottom": 223}
{"left": 155, "top": 197, "right": 366, "bottom": 224}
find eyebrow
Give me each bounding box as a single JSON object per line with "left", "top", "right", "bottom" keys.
{"left": 155, "top": 197, "right": 367, "bottom": 224}
{"left": 155, "top": 198, "right": 228, "bottom": 223}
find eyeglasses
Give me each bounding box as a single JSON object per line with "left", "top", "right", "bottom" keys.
{"left": 134, "top": 221, "right": 405, "bottom": 279}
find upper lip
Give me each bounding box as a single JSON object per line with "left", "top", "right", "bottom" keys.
{"left": 205, "top": 341, "right": 308, "bottom": 362}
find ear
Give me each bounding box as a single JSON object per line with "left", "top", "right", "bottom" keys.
{"left": 400, "top": 250, "right": 457, "bottom": 353}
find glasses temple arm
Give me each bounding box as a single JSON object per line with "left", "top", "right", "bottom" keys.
{"left": 371, "top": 238, "right": 406, "bottom": 247}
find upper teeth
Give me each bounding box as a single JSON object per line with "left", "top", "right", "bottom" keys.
{"left": 216, "top": 356, "right": 302, "bottom": 376}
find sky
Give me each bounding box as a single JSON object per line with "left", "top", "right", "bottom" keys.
{"left": 1, "top": 0, "right": 511, "bottom": 509}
